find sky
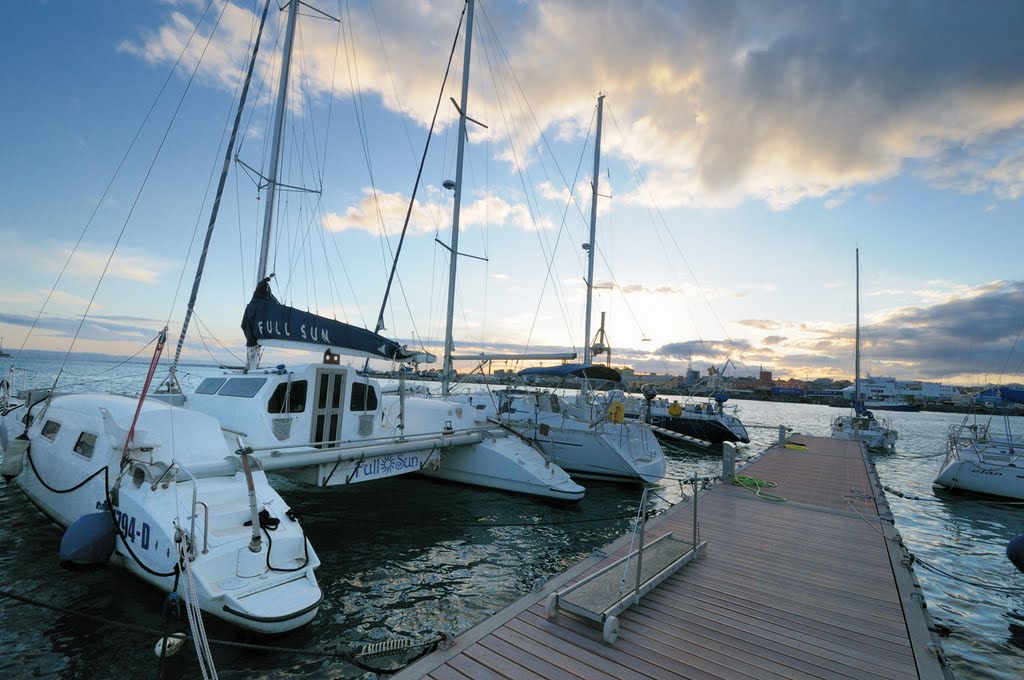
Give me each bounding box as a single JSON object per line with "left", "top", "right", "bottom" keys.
{"left": 2, "top": 0, "right": 1024, "bottom": 386}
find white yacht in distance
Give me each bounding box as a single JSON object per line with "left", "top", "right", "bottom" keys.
{"left": 830, "top": 249, "right": 898, "bottom": 453}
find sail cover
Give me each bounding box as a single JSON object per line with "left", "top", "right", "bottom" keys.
{"left": 518, "top": 363, "right": 622, "bottom": 382}
{"left": 999, "top": 388, "right": 1024, "bottom": 405}
{"left": 241, "top": 278, "right": 430, "bottom": 362}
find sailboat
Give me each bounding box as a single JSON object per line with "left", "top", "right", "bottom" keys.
{"left": 0, "top": 0, "right": 580, "bottom": 643}
{"left": 829, "top": 249, "right": 897, "bottom": 452}
{"left": 474, "top": 95, "right": 666, "bottom": 484}
{"left": 934, "top": 391, "right": 1024, "bottom": 499}
{"left": 382, "top": 0, "right": 584, "bottom": 500}
{"left": 623, "top": 359, "right": 750, "bottom": 445}
{"left": 0, "top": 1, "right": 328, "bottom": 635}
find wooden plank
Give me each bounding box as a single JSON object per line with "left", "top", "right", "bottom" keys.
{"left": 639, "top": 589, "right": 917, "bottom": 676}
{"left": 477, "top": 635, "right": 581, "bottom": 680}
{"left": 392, "top": 435, "right": 950, "bottom": 680}
{"left": 427, "top": 666, "right": 473, "bottom": 680}
{"left": 492, "top": 625, "right": 619, "bottom": 680}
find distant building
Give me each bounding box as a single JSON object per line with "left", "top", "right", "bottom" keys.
{"left": 843, "top": 377, "right": 959, "bottom": 403}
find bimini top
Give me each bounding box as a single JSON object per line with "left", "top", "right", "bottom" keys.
{"left": 518, "top": 363, "right": 622, "bottom": 382}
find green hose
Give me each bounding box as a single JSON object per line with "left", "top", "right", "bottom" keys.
{"left": 732, "top": 475, "right": 786, "bottom": 502}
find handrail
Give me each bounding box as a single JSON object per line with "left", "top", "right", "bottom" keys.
{"left": 176, "top": 462, "right": 201, "bottom": 559}
{"left": 195, "top": 500, "right": 210, "bottom": 555}
{"left": 244, "top": 425, "right": 496, "bottom": 453}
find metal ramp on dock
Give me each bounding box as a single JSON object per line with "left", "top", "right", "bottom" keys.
{"left": 544, "top": 487, "right": 707, "bottom": 643}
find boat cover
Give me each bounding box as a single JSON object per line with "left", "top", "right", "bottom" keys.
{"left": 518, "top": 363, "right": 622, "bottom": 382}
{"left": 999, "top": 388, "right": 1024, "bottom": 405}
{"left": 241, "top": 278, "right": 424, "bottom": 362}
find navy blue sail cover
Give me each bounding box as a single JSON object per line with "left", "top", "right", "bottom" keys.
{"left": 518, "top": 363, "right": 622, "bottom": 382}
{"left": 242, "top": 278, "right": 419, "bottom": 362}
{"left": 999, "top": 388, "right": 1024, "bottom": 405}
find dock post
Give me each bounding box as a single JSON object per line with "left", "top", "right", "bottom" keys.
{"left": 778, "top": 424, "right": 787, "bottom": 445}
{"left": 722, "top": 442, "right": 735, "bottom": 483}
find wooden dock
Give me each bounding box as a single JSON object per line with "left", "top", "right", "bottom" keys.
{"left": 394, "top": 435, "right": 951, "bottom": 680}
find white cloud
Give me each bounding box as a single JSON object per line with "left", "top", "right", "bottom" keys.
{"left": 125, "top": 0, "right": 1024, "bottom": 211}
{"left": 323, "top": 188, "right": 553, "bottom": 235}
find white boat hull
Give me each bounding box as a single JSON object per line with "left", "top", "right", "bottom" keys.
{"left": 420, "top": 434, "right": 585, "bottom": 501}
{"left": 3, "top": 394, "right": 322, "bottom": 634}
{"left": 934, "top": 437, "right": 1024, "bottom": 500}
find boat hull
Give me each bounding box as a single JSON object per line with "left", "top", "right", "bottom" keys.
{"left": 642, "top": 414, "right": 750, "bottom": 444}
{"left": 933, "top": 459, "right": 1024, "bottom": 500}
{"left": 419, "top": 434, "right": 585, "bottom": 501}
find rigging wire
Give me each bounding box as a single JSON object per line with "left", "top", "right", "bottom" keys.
{"left": 373, "top": 0, "right": 468, "bottom": 351}
{"left": 13, "top": 0, "right": 220, "bottom": 368}
{"left": 50, "top": 0, "right": 232, "bottom": 392}
{"left": 474, "top": 9, "right": 581, "bottom": 353}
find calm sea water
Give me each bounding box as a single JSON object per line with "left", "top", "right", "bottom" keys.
{"left": 1, "top": 357, "right": 1022, "bottom": 679}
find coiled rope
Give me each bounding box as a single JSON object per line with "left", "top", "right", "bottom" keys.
{"left": 731, "top": 475, "right": 786, "bottom": 502}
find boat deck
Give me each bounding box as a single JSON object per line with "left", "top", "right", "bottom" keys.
{"left": 394, "top": 435, "right": 951, "bottom": 680}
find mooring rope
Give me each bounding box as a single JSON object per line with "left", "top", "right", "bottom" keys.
{"left": 179, "top": 540, "right": 217, "bottom": 679}
{"left": 0, "top": 587, "right": 447, "bottom": 673}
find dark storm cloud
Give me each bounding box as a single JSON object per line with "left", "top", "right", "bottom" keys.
{"left": 655, "top": 339, "right": 752, "bottom": 361}
{"left": 858, "top": 281, "right": 1024, "bottom": 379}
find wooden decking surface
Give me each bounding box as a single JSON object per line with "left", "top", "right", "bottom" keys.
{"left": 394, "top": 435, "right": 950, "bottom": 680}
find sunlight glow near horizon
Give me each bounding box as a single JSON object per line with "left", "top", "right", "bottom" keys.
{"left": 1, "top": 1, "right": 1023, "bottom": 386}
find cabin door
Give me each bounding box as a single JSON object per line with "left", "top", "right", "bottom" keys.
{"left": 312, "top": 369, "right": 346, "bottom": 448}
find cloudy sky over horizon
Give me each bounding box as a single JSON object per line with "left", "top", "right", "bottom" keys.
{"left": 2, "top": 0, "right": 1023, "bottom": 386}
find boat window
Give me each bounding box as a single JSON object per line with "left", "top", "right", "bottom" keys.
{"left": 196, "top": 378, "right": 227, "bottom": 395}
{"left": 73, "top": 432, "right": 97, "bottom": 459}
{"left": 41, "top": 420, "right": 60, "bottom": 441}
{"left": 218, "top": 378, "right": 267, "bottom": 398}
{"left": 267, "top": 380, "right": 308, "bottom": 414}
{"left": 350, "top": 381, "right": 378, "bottom": 412}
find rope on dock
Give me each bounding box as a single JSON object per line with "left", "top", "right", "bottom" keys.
{"left": 731, "top": 475, "right": 785, "bottom": 502}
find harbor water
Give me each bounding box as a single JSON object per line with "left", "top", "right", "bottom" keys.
{"left": 0, "top": 358, "right": 1022, "bottom": 679}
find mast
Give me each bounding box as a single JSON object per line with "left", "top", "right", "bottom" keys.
{"left": 582, "top": 94, "right": 605, "bottom": 366}
{"left": 854, "top": 248, "right": 861, "bottom": 407}
{"left": 171, "top": 0, "right": 274, "bottom": 374}
{"left": 249, "top": 0, "right": 300, "bottom": 371}
{"left": 441, "top": 0, "right": 475, "bottom": 397}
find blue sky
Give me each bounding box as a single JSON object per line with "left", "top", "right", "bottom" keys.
{"left": 2, "top": 0, "right": 1023, "bottom": 385}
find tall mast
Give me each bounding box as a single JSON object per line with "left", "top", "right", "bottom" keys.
{"left": 854, "top": 247, "right": 861, "bottom": 405}
{"left": 582, "top": 94, "right": 605, "bottom": 366}
{"left": 249, "top": 0, "right": 300, "bottom": 371}
{"left": 441, "top": 0, "right": 475, "bottom": 397}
